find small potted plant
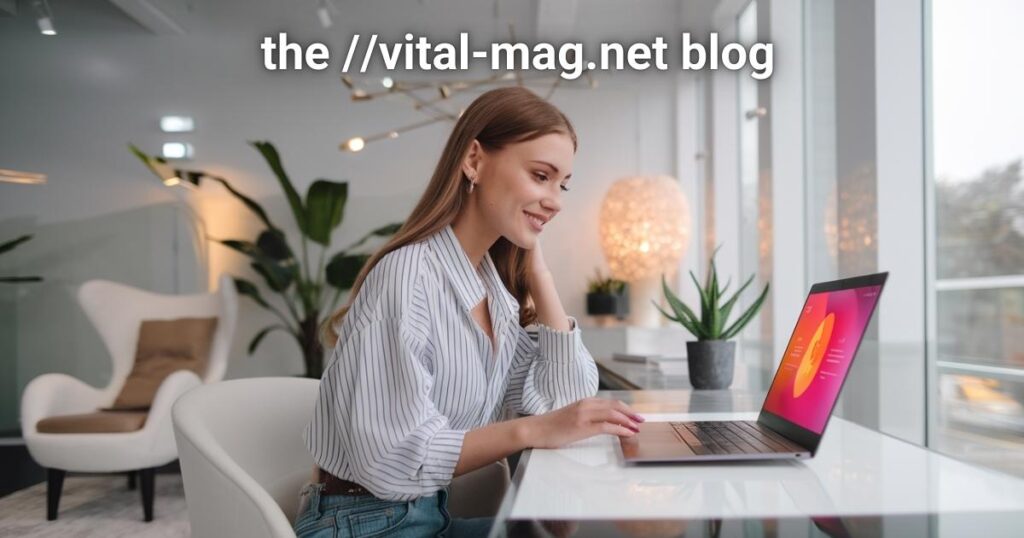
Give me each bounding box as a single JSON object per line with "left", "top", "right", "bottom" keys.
{"left": 654, "top": 250, "right": 769, "bottom": 389}
{"left": 586, "top": 269, "right": 629, "bottom": 322}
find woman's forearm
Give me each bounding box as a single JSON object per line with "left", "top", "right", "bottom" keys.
{"left": 453, "top": 416, "right": 535, "bottom": 477}
{"left": 529, "top": 270, "right": 571, "bottom": 332}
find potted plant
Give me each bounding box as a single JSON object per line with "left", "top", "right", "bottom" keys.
{"left": 654, "top": 250, "right": 769, "bottom": 389}
{"left": 129, "top": 142, "right": 401, "bottom": 379}
{"left": 586, "top": 269, "right": 629, "bottom": 321}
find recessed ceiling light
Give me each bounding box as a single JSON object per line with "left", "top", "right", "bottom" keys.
{"left": 160, "top": 116, "right": 194, "bottom": 133}
{"left": 161, "top": 143, "right": 194, "bottom": 160}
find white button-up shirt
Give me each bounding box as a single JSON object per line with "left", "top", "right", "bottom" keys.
{"left": 303, "top": 225, "right": 599, "bottom": 501}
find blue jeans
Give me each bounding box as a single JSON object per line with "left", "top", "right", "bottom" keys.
{"left": 293, "top": 482, "right": 493, "bottom": 538}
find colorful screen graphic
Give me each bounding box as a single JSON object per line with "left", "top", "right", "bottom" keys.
{"left": 763, "top": 285, "right": 882, "bottom": 433}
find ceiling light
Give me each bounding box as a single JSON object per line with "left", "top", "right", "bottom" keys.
{"left": 317, "top": 0, "right": 333, "bottom": 28}
{"left": 0, "top": 168, "right": 48, "bottom": 185}
{"left": 342, "top": 137, "right": 366, "bottom": 152}
{"left": 161, "top": 142, "right": 194, "bottom": 160}
{"left": 32, "top": 0, "right": 56, "bottom": 36}
{"left": 37, "top": 17, "right": 55, "bottom": 35}
{"left": 160, "top": 116, "right": 194, "bottom": 133}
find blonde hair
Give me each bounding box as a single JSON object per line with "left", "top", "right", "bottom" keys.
{"left": 323, "top": 86, "right": 577, "bottom": 347}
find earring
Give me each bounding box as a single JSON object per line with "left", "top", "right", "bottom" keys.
{"left": 467, "top": 180, "right": 476, "bottom": 193}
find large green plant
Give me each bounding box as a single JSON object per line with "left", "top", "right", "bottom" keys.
{"left": 130, "top": 142, "right": 401, "bottom": 378}
{"left": 0, "top": 235, "right": 42, "bottom": 283}
{"left": 654, "top": 249, "right": 769, "bottom": 341}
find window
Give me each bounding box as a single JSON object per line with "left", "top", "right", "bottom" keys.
{"left": 929, "top": 0, "right": 1024, "bottom": 476}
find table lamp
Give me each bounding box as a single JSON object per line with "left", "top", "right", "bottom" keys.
{"left": 599, "top": 175, "right": 690, "bottom": 327}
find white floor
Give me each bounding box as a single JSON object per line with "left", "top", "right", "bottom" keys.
{"left": 0, "top": 474, "right": 189, "bottom": 537}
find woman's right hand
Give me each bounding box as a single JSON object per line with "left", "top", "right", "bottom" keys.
{"left": 524, "top": 398, "right": 646, "bottom": 449}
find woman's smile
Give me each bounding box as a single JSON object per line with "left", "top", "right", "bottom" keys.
{"left": 524, "top": 210, "right": 549, "bottom": 233}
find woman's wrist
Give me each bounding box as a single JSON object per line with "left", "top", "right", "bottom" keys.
{"left": 527, "top": 268, "right": 554, "bottom": 289}
{"left": 513, "top": 415, "right": 539, "bottom": 448}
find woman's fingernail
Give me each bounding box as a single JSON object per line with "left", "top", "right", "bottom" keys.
{"left": 632, "top": 414, "right": 646, "bottom": 422}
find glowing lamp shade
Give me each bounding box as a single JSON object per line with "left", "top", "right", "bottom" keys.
{"left": 599, "top": 175, "right": 690, "bottom": 280}
{"left": 599, "top": 175, "right": 690, "bottom": 326}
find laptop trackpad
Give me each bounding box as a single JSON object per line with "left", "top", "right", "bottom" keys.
{"left": 621, "top": 422, "right": 695, "bottom": 460}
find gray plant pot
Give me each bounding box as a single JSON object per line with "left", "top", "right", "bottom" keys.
{"left": 686, "top": 340, "right": 736, "bottom": 390}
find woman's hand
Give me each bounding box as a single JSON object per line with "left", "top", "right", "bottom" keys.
{"left": 523, "top": 398, "right": 646, "bottom": 449}
{"left": 527, "top": 237, "right": 551, "bottom": 287}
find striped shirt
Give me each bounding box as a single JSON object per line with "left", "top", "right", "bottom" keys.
{"left": 302, "top": 224, "right": 599, "bottom": 501}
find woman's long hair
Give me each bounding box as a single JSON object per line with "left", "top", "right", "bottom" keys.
{"left": 323, "top": 86, "right": 577, "bottom": 347}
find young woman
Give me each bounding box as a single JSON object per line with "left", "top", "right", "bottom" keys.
{"left": 294, "top": 86, "right": 644, "bottom": 538}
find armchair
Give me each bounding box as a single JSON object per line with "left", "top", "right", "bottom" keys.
{"left": 173, "top": 377, "right": 511, "bottom": 537}
{"left": 19, "top": 275, "right": 237, "bottom": 521}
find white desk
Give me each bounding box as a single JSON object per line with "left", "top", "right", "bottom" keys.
{"left": 491, "top": 391, "right": 1024, "bottom": 536}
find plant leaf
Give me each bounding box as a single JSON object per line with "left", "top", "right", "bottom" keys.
{"left": 652, "top": 301, "right": 680, "bottom": 322}
{"left": 689, "top": 270, "right": 711, "bottom": 333}
{"left": 204, "top": 175, "right": 277, "bottom": 231}
{"left": 716, "top": 275, "right": 755, "bottom": 336}
{"left": 251, "top": 261, "right": 293, "bottom": 292}
{"left": 0, "top": 276, "right": 43, "bottom": 283}
{"left": 326, "top": 253, "right": 370, "bottom": 291}
{"left": 0, "top": 234, "right": 32, "bottom": 255}
{"left": 250, "top": 141, "right": 306, "bottom": 234}
{"left": 708, "top": 259, "right": 720, "bottom": 338}
{"left": 220, "top": 239, "right": 294, "bottom": 291}
{"left": 721, "top": 282, "right": 771, "bottom": 339}
{"left": 233, "top": 278, "right": 271, "bottom": 309}
{"left": 304, "top": 180, "right": 348, "bottom": 246}
{"left": 248, "top": 324, "right": 291, "bottom": 355}
{"left": 653, "top": 301, "right": 704, "bottom": 338}
{"left": 663, "top": 275, "right": 707, "bottom": 339}
{"left": 256, "top": 229, "right": 294, "bottom": 261}
{"left": 128, "top": 144, "right": 177, "bottom": 183}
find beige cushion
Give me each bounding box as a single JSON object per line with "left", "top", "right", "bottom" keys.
{"left": 37, "top": 411, "right": 148, "bottom": 434}
{"left": 108, "top": 317, "right": 218, "bottom": 411}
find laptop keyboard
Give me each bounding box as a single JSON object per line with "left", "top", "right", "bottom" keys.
{"left": 668, "top": 421, "right": 803, "bottom": 455}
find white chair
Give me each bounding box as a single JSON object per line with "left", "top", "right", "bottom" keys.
{"left": 19, "top": 274, "right": 238, "bottom": 521}
{"left": 172, "top": 377, "right": 511, "bottom": 538}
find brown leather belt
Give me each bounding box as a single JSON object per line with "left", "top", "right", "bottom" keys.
{"left": 317, "top": 468, "right": 372, "bottom": 496}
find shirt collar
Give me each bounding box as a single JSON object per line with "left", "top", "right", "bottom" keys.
{"left": 429, "top": 225, "right": 520, "bottom": 320}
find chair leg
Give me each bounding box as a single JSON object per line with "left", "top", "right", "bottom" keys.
{"left": 127, "top": 471, "right": 137, "bottom": 490}
{"left": 46, "top": 468, "right": 66, "bottom": 521}
{"left": 139, "top": 467, "right": 155, "bottom": 522}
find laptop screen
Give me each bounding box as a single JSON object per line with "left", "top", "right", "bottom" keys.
{"left": 762, "top": 283, "right": 883, "bottom": 434}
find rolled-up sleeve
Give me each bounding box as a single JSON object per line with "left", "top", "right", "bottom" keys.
{"left": 503, "top": 317, "right": 599, "bottom": 415}
{"left": 326, "top": 316, "right": 465, "bottom": 500}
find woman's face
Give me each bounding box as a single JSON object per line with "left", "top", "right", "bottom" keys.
{"left": 466, "top": 132, "right": 575, "bottom": 249}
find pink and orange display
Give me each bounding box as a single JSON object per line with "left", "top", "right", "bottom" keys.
{"left": 763, "top": 285, "right": 883, "bottom": 433}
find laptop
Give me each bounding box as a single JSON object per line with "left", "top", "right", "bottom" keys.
{"left": 620, "top": 272, "right": 888, "bottom": 463}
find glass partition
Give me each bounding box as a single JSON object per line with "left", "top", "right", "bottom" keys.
{"left": 0, "top": 203, "right": 201, "bottom": 437}
{"left": 803, "top": 0, "right": 881, "bottom": 429}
